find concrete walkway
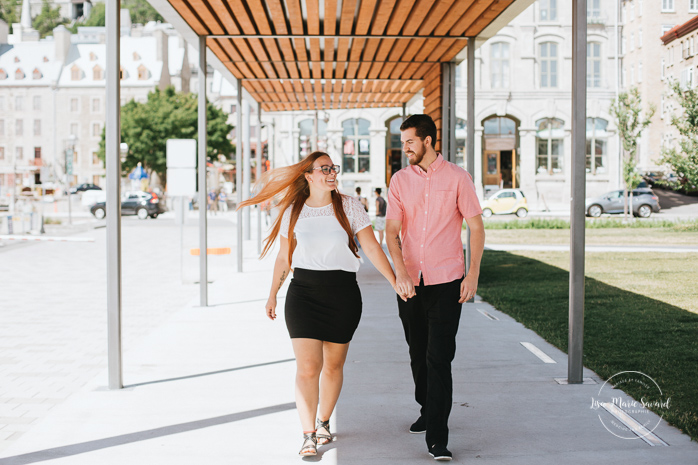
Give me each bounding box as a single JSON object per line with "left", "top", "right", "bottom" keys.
{"left": 1, "top": 231, "right": 697, "bottom": 464}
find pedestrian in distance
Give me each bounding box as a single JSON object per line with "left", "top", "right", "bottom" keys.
{"left": 386, "top": 114, "right": 485, "bottom": 462}
{"left": 207, "top": 189, "right": 218, "bottom": 215}
{"left": 218, "top": 190, "right": 228, "bottom": 212}
{"left": 238, "top": 151, "right": 407, "bottom": 457}
{"left": 355, "top": 186, "right": 369, "bottom": 212}
{"left": 374, "top": 187, "right": 387, "bottom": 246}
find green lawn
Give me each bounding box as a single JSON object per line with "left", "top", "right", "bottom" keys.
{"left": 477, "top": 249, "right": 698, "bottom": 441}
{"left": 476, "top": 228, "right": 698, "bottom": 246}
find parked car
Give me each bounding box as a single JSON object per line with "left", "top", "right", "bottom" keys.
{"left": 585, "top": 188, "right": 660, "bottom": 218}
{"left": 90, "top": 191, "right": 163, "bottom": 220}
{"left": 70, "top": 183, "right": 102, "bottom": 195}
{"left": 481, "top": 188, "right": 529, "bottom": 218}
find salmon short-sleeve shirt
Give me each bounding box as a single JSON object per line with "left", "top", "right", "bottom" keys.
{"left": 386, "top": 154, "right": 482, "bottom": 286}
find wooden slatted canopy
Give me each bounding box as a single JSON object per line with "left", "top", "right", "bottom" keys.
{"left": 166, "top": 0, "right": 517, "bottom": 112}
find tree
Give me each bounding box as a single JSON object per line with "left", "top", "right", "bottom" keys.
{"left": 0, "top": 0, "right": 19, "bottom": 33}
{"left": 32, "top": 0, "right": 67, "bottom": 38}
{"left": 609, "top": 87, "right": 655, "bottom": 221}
{"left": 83, "top": 2, "right": 105, "bottom": 27}
{"left": 123, "top": 0, "right": 163, "bottom": 24}
{"left": 98, "top": 86, "right": 234, "bottom": 187}
{"left": 660, "top": 80, "right": 698, "bottom": 193}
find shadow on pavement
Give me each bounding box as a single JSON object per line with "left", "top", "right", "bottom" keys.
{"left": 124, "top": 358, "right": 296, "bottom": 389}
{"left": 654, "top": 188, "right": 698, "bottom": 209}
{"left": 0, "top": 403, "right": 296, "bottom": 465}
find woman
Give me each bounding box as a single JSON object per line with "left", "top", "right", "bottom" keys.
{"left": 239, "top": 152, "right": 402, "bottom": 456}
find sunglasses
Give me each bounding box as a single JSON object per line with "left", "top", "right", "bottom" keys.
{"left": 311, "top": 165, "right": 341, "bottom": 175}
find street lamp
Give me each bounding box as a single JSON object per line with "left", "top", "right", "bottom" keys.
{"left": 66, "top": 134, "right": 77, "bottom": 225}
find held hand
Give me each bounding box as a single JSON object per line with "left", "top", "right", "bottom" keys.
{"left": 395, "top": 272, "right": 416, "bottom": 299}
{"left": 392, "top": 282, "right": 408, "bottom": 302}
{"left": 459, "top": 274, "right": 478, "bottom": 303}
{"left": 265, "top": 296, "right": 277, "bottom": 320}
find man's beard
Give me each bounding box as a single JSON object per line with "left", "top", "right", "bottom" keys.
{"left": 406, "top": 145, "right": 426, "bottom": 165}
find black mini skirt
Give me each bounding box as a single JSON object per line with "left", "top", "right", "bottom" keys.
{"left": 285, "top": 268, "right": 362, "bottom": 344}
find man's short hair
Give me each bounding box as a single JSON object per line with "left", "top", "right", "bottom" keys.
{"left": 400, "top": 114, "right": 437, "bottom": 147}
{"left": 375, "top": 188, "right": 382, "bottom": 195}
{"left": 355, "top": 187, "right": 362, "bottom": 194}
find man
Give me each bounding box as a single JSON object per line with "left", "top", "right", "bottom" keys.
{"left": 386, "top": 114, "right": 485, "bottom": 462}
{"left": 374, "top": 187, "right": 387, "bottom": 245}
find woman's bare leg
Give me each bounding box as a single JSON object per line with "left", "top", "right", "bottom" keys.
{"left": 317, "top": 341, "right": 351, "bottom": 423}
{"left": 291, "top": 338, "right": 324, "bottom": 432}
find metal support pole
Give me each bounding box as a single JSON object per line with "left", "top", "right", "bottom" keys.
{"left": 313, "top": 110, "right": 319, "bottom": 152}
{"left": 105, "top": 0, "right": 123, "bottom": 390}
{"left": 466, "top": 37, "right": 476, "bottom": 303}
{"left": 236, "top": 80, "right": 243, "bottom": 272}
{"left": 569, "top": 0, "right": 587, "bottom": 384}
{"left": 243, "top": 99, "right": 251, "bottom": 240}
{"left": 198, "top": 36, "right": 208, "bottom": 307}
{"left": 257, "top": 102, "right": 263, "bottom": 254}
{"left": 441, "top": 62, "right": 456, "bottom": 163}
{"left": 402, "top": 103, "right": 408, "bottom": 168}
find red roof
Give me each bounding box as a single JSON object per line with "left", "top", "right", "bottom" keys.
{"left": 661, "top": 15, "right": 698, "bottom": 45}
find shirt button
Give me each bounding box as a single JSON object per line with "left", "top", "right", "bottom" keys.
{"left": 420, "top": 261, "right": 423, "bottom": 263}
{"left": 421, "top": 245, "right": 423, "bottom": 247}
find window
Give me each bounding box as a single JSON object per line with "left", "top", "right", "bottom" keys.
{"left": 32, "top": 68, "right": 42, "bottom": 80}
{"left": 661, "top": 0, "right": 674, "bottom": 12}
{"left": 540, "top": 42, "right": 558, "bottom": 88}
{"left": 71, "top": 65, "right": 82, "bottom": 81}
{"left": 662, "top": 25, "right": 674, "bottom": 36}
{"left": 70, "top": 123, "right": 79, "bottom": 136}
{"left": 661, "top": 58, "right": 666, "bottom": 79}
{"left": 137, "top": 64, "right": 149, "bottom": 80}
{"left": 586, "top": 118, "right": 608, "bottom": 175}
{"left": 92, "top": 98, "right": 100, "bottom": 113}
{"left": 71, "top": 98, "right": 78, "bottom": 112}
{"left": 638, "top": 27, "right": 643, "bottom": 48}
{"left": 490, "top": 42, "right": 510, "bottom": 89}
{"left": 33, "top": 96, "right": 41, "bottom": 111}
{"left": 16, "top": 119, "right": 23, "bottom": 136}
{"left": 33, "top": 119, "right": 41, "bottom": 136}
{"left": 342, "top": 118, "right": 371, "bottom": 173}
{"left": 630, "top": 32, "right": 635, "bottom": 51}
{"left": 93, "top": 65, "right": 103, "bottom": 80}
{"left": 92, "top": 151, "right": 100, "bottom": 165}
{"left": 622, "top": 67, "right": 626, "bottom": 87}
{"left": 587, "top": 43, "right": 601, "bottom": 88}
{"left": 92, "top": 122, "right": 101, "bottom": 137}
{"left": 638, "top": 61, "right": 643, "bottom": 83}
{"left": 0, "top": 119, "right": 3, "bottom": 136}
{"left": 0, "top": 69, "right": 6, "bottom": 80}
{"left": 34, "top": 147, "right": 41, "bottom": 160}
{"left": 89, "top": 52, "right": 97, "bottom": 61}
{"left": 680, "top": 67, "right": 694, "bottom": 89}
{"left": 15, "top": 68, "right": 25, "bottom": 80}
{"left": 540, "top": 0, "right": 557, "bottom": 21}
{"left": 0, "top": 147, "right": 4, "bottom": 160}
{"left": 621, "top": 35, "right": 626, "bottom": 55}
{"left": 15, "top": 96, "right": 23, "bottom": 111}
{"left": 0, "top": 96, "right": 4, "bottom": 110}
{"left": 16, "top": 147, "right": 23, "bottom": 160}
{"left": 536, "top": 118, "right": 564, "bottom": 174}
{"left": 638, "top": 0, "right": 643, "bottom": 15}
{"left": 298, "top": 118, "right": 328, "bottom": 159}
{"left": 587, "top": 0, "right": 601, "bottom": 19}
{"left": 691, "top": 0, "right": 698, "bottom": 12}
{"left": 630, "top": 65, "right": 635, "bottom": 85}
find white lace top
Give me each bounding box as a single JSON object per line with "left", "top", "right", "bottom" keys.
{"left": 280, "top": 195, "right": 372, "bottom": 272}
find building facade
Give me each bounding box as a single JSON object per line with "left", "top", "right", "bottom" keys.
{"left": 0, "top": 18, "right": 203, "bottom": 197}
{"left": 660, "top": 15, "right": 698, "bottom": 152}
{"left": 621, "top": 0, "right": 698, "bottom": 170}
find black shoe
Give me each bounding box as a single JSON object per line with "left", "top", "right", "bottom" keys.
{"left": 429, "top": 444, "right": 452, "bottom": 461}
{"left": 409, "top": 416, "right": 426, "bottom": 434}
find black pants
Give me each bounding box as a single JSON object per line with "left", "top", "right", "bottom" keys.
{"left": 398, "top": 275, "right": 463, "bottom": 448}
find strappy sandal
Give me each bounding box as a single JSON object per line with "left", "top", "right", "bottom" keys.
{"left": 299, "top": 431, "right": 317, "bottom": 456}
{"left": 316, "top": 418, "right": 332, "bottom": 445}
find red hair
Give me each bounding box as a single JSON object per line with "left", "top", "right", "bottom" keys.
{"left": 238, "top": 151, "right": 359, "bottom": 265}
